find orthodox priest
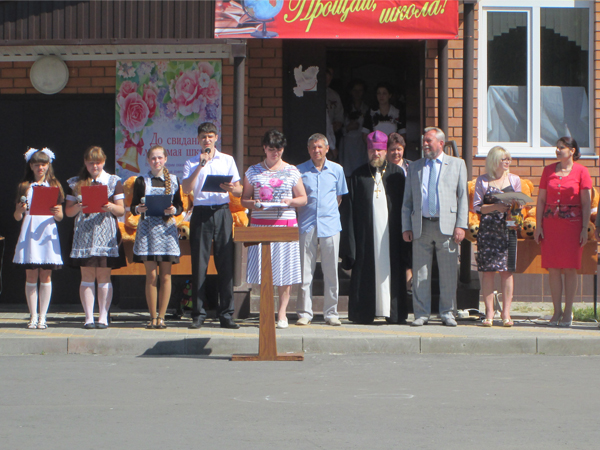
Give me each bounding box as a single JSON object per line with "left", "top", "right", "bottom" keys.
{"left": 340, "top": 130, "right": 408, "bottom": 324}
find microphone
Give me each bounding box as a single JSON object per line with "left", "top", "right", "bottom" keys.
{"left": 76, "top": 195, "right": 83, "bottom": 204}
{"left": 200, "top": 147, "right": 211, "bottom": 167}
{"left": 20, "top": 196, "right": 27, "bottom": 204}
{"left": 140, "top": 197, "right": 146, "bottom": 219}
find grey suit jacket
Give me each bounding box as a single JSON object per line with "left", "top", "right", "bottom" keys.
{"left": 401, "top": 154, "right": 468, "bottom": 238}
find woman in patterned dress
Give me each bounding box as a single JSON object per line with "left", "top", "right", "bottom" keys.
{"left": 65, "top": 146, "right": 126, "bottom": 329}
{"left": 241, "top": 130, "right": 307, "bottom": 329}
{"left": 534, "top": 137, "right": 592, "bottom": 327}
{"left": 473, "top": 146, "right": 521, "bottom": 327}
{"left": 130, "top": 146, "right": 183, "bottom": 329}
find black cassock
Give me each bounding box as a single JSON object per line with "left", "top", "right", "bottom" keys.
{"left": 340, "top": 162, "right": 409, "bottom": 324}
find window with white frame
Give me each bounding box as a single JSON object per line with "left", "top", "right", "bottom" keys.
{"left": 478, "top": 1, "right": 592, "bottom": 157}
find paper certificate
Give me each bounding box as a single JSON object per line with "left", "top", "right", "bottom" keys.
{"left": 81, "top": 185, "right": 109, "bottom": 214}
{"left": 29, "top": 186, "right": 60, "bottom": 216}
{"left": 259, "top": 202, "right": 288, "bottom": 209}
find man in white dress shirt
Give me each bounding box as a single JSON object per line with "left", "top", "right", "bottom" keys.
{"left": 182, "top": 122, "right": 242, "bottom": 329}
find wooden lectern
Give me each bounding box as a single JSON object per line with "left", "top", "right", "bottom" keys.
{"left": 232, "top": 227, "right": 303, "bottom": 361}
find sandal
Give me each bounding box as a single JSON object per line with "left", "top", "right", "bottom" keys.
{"left": 502, "top": 319, "right": 514, "bottom": 327}
{"left": 481, "top": 318, "right": 493, "bottom": 327}
{"left": 146, "top": 317, "right": 158, "bottom": 329}
{"left": 27, "top": 315, "right": 39, "bottom": 329}
{"left": 37, "top": 317, "right": 48, "bottom": 329}
{"left": 156, "top": 317, "right": 167, "bottom": 329}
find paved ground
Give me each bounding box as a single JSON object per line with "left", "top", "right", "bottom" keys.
{"left": 1, "top": 303, "right": 599, "bottom": 356}
{"left": 2, "top": 354, "right": 600, "bottom": 450}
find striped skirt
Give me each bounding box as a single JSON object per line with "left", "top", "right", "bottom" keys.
{"left": 246, "top": 223, "right": 301, "bottom": 286}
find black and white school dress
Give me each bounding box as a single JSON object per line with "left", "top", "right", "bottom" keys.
{"left": 130, "top": 172, "right": 183, "bottom": 263}
{"left": 67, "top": 171, "right": 126, "bottom": 268}
{"left": 13, "top": 181, "right": 63, "bottom": 270}
{"left": 362, "top": 105, "right": 406, "bottom": 136}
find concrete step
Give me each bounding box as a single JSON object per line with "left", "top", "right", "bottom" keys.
{"left": 1, "top": 310, "right": 600, "bottom": 356}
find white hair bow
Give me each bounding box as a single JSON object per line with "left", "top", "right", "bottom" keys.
{"left": 24, "top": 147, "right": 55, "bottom": 162}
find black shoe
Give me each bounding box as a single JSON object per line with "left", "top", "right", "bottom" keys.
{"left": 385, "top": 318, "right": 408, "bottom": 325}
{"left": 220, "top": 319, "right": 240, "bottom": 329}
{"left": 189, "top": 317, "right": 204, "bottom": 329}
{"left": 96, "top": 323, "right": 108, "bottom": 329}
{"left": 83, "top": 322, "right": 96, "bottom": 329}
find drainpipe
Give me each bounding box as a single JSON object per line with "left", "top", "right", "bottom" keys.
{"left": 438, "top": 39, "right": 448, "bottom": 137}
{"left": 232, "top": 42, "right": 246, "bottom": 287}
{"left": 460, "top": 1, "right": 475, "bottom": 284}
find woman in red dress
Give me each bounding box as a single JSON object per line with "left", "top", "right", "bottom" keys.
{"left": 534, "top": 137, "right": 592, "bottom": 327}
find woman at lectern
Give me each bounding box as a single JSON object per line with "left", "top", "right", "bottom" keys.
{"left": 241, "top": 130, "right": 307, "bottom": 329}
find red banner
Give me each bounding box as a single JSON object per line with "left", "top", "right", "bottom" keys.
{"left": 215, "top": 0, "right": 459, "bottom": 40}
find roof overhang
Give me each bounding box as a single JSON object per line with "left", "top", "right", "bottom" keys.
{"left": 0, "top": 40, "right": 246, "bottom": 62}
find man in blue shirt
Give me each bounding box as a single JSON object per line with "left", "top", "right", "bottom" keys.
{"left": 296, "top": 133, "right": 348, "bottom": 326}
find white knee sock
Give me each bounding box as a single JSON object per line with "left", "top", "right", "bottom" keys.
{"left": 25, "top": 282, "right": 38, "bottom": 318}
{"left": 39, "top": 282, "right": 52, "bottom": 320}
{"left": 97, "top": 282, "right": 113, "bottom": 325}
{"left": 80, "top": 281, "right": 95, "bottom": 324}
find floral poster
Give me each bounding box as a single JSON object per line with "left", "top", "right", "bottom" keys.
{"left": 115, "top": 60, "right": 222, "bottom": 181}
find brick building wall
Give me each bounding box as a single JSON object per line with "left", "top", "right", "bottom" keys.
{"left": 0, "top": 60, "right": 116, "bottom": 94}
{"left": 424, "top": 3, "right": 599, "bottom": 193}
{"left": 246, "top": 39, "right": 284, "bottom": 169}
{"left": 424, "top": 9, "right": 471, "bottom": 157}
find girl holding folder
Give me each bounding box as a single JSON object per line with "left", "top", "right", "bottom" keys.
{"left": 65, "top": 146, "right": 126, "bottom": 329}
{"left": 130, "top": 145, "right": 183, "bottom": 329}
{"left": 13, "top": 148, "right": 64, "bottom": 329}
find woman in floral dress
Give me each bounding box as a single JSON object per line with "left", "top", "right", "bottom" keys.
{"left": 473, "top": 146, "right": 521, "bottom": 327}
{"left": 241, "top": 130, "right": 307, "bottom": 329}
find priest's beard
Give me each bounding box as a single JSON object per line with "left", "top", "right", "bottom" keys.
{"left": 369, "top": 156, "right": 386, "bottom": 168}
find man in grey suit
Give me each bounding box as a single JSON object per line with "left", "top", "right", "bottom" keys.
{"left": 402, "top": 127, "right": 468, "bottom": 326}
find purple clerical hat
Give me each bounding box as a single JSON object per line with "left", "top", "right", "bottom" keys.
{"left": 367, "top": 130, "right": 388, "bottom": 150}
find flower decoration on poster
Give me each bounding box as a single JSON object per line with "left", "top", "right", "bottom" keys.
{"left": 115, "top": 60, "right": 222, "bottom": 180}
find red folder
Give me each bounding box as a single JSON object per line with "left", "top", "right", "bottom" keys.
{"left": 29, "top": 186, "right": 60, "bottom": 216}
{"left": 81, "top": 185, "right": 108, "bottom": 214}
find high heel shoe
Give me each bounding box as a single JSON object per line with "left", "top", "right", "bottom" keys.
{"left": 481, "top": 318, "right": 493, "bottom": 327}
{"left": 156, "top": 317, "right": 167, "bottom": 329}
{"left": 146, "top": 317, "right": 158, "bottom": 329}
{"left": 548, "top": 312, "right": 563, "bottom": 327}
{"left": 558, "top": 318, "right": 572, "bottom": 328}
